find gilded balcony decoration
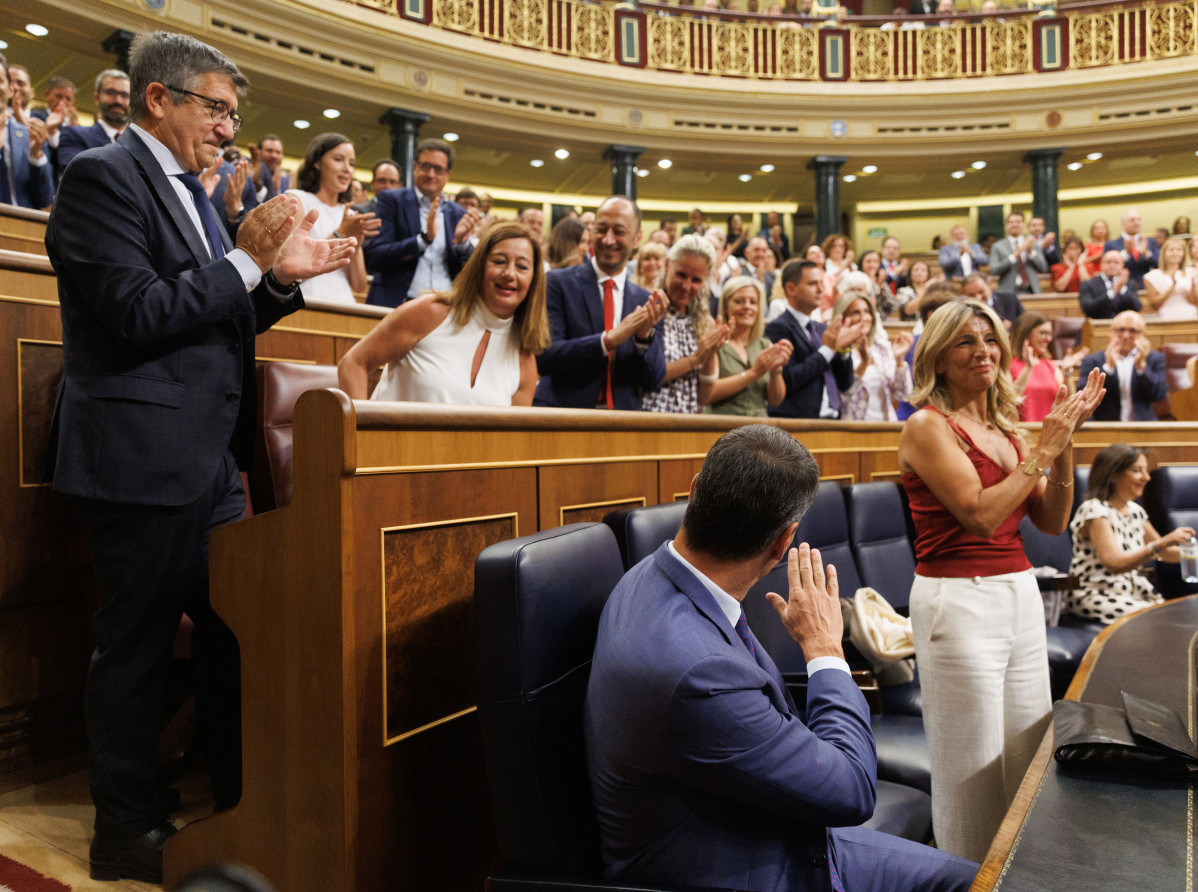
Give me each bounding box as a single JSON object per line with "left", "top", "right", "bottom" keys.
{"left": 360, "top": 0, "right": 1198, "bottom": 81}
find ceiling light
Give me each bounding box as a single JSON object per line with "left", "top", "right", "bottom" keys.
{"left": 322, "top": 108, "right": 340, "bottom": 119}
{"left": 971, "top": 160, "right": 987, "bottom": 170}
{"left": 861, "top": 164, "right": 878, "bottom": 174}
{"left": 738, "top": 174, "right": 752, "bottom": 182}
{"left": 951, "top": 170, "right": 966, "bottom": 179}
{"left": 443, "top": 132, "right": 460, "bottom": 142}
{"left": 1086, "top": 152, "right": 1103, "bottom": 161}
{"left": 530, "top": 159, "right": 545, "bottom": 167}
{"left": 554, "top": 148, "right": 570, "bottom": 160}
{"left": 842, "top": 174, "right": 857, "bottom": 183}
{"left": 635, "top": 168, "right": 649, "bottom": 178}
{"left": 0, "top": 40, "right": 8, "bottom": 50}
{"left": 657, "top": 159, "right": 672, "bottom": 169}
{"left": 25, "top": 24, "right": 48, "bottom": 37}
{"left": 1067, "top": 161, "right": 1084, "bottom": 171}
{"left": 293, "top": 119, "right": 311, "bottom": 130}
{"left": 759, "top": 164, "right": 775, "bottom": 173}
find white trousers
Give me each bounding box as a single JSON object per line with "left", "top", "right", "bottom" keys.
{"left": 909, "top": 570, "right": 1052, "bottom": 862}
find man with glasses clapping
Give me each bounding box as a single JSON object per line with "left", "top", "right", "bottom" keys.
{"left": 1077, "top": 310, "right": 1166, "bottom": 421}
{"left": 364, "top": 136, "right": 481, "bottom": 307}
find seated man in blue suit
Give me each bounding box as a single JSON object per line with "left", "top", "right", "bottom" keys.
{"left": 585, "top": 425, "right": 978, "bottom": 892}
{"left": 533, "top": 195, "right": 667, "bottom": 409}
{"left": 765, "top": 259, "right": 863, "bottom": 419}
{"left": 363, "top": 137, "right": 480, "bottom": 307}
{"left": 1077, "top": 310, "right": 1165, "bottom": 421}
{"left": 55, "top": 69, "right": 129, "bottom": 178}
{"left": 0, "top": 55, "right": 53, "bottom": 209}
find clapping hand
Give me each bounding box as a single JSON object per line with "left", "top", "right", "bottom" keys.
{"left": 892, "top": 330, "right": 915, "bottom": 360}
{"left": 273, "top": 206, "right": 357, "bottom": 285}
{"left": 339, "top": 207, "right": 381, "bottom": 242}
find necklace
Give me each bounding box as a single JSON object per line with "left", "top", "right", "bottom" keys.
{"left": 949, "top": 410, "right": 994, "bottom": 431}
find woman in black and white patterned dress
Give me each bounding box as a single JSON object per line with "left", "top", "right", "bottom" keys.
{"left": 1068, "top": 444, "right": 1195, "bottom": 623}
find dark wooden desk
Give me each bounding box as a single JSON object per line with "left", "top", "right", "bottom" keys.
{"left": 973, "top": 596, "right": 1197, "bottom": 890}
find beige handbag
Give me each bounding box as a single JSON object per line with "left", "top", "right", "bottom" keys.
{"left": 846, "top": 587, "right": 916, "bottom": 686}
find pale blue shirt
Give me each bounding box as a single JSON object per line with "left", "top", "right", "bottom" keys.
{"left": 128, "top": 123, "right": 261, "bottom": 291}
{"left": 667, "top": 540, "right": 850, "bottom": 679}
{"left": 407, "top": 191, "right": 454, "bottom": 300}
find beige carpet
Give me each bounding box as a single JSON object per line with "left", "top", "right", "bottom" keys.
{"left": 0, "top": 768, "right": 211, "bottom": 892}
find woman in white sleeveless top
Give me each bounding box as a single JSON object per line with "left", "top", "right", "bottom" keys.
{"left": 338, "top": 222, "right": 549, "bottom": 406}
{"left": 287, "top": 133, "right": 378, "bottom": 304}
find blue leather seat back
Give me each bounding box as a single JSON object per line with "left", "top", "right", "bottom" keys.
{"left": 1144, "top": 465, "right": 1198, "bottom": 533}
{"left": 603, "top": 501, "right": 688, "bottom": 570}
{"left": 473, "top": 522, "right": 625, "bottom": 877}
{"left": 1019, "top": 514, "right": 1072, "bottom": 574}
{"left": 846, "top": 482, "right": 915, "bottom": 612}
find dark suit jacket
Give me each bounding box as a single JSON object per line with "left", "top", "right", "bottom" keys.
{"left": 44, "top": 128, "right": 303, "bottom": 506}
{"left": 1078, "top": 349, "right": 1165, "bottom": 422}
{"left": 257, "top": 162, "right": 289, "bottom": 201}
{"left": 55, "top": 121, "right": 114, "bottom": 178}
{"left": 1104, "top": 236, "right": 1158, "bottom": 290}
{"left": 584, "top": 543, "right": 875, "bottom": 891}
{"left": 5, "top": 117, "right": 54, "bottom": 208}
{"left": 1078, "top": 276, "right": 1141, "bottom": 319}
{"left": 533, "top": 262, "right": 665, "bottom": 409}
{"left": 764, "top": 309, "right": 853, "bottom": 418}
{"left": 987, "top": 290, "right": 1025, "bottom": 328}
{"left": 208, "top": 158, "right": 260, "bottom": 240}
{"left": 363, "top": 187, "right": 469, "bottom": 307}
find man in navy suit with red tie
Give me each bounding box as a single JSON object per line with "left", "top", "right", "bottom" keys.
{"left": 765, "top": 260, "right": 864, "bottom": 419}
{"left": 534, "top": 195, "right": 667, "bottom": 410}
{"left": 45, "top": 31, "right": 355, "bottom": 883}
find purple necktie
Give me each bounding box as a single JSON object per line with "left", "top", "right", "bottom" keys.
{"left": 733, "top": 610, "right": 755, "bottom": 658}
{"left": 809, "top": 320, "right": 841, "bottom": 412}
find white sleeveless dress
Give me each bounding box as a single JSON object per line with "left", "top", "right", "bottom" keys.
{"left": 370, "top": 303, "right": 522, "bottom": 406}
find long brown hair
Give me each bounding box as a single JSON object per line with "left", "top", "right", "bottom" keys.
{"left": 437, "top": 222, "right": 550, "bottom": 353}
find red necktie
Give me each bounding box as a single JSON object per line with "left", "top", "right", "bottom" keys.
{"left": 1130, "top": 238, "right": 1140, "bottom": 261}
{"left": 600, "top": 278, "right": 615, "bottom": 410}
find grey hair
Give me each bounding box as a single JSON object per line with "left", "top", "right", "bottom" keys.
{"left": 667, "top": 233, "right": 717, "bottom": 336}
{"left": 128, "top": 31, "right": 247, "bottom": 123}
{"left": 93, "top": 69, "right": 128, "bottom": 94}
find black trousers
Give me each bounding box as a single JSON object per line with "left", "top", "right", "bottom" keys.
{"left": 73, "top": 452, "right": 244, "bottom": 836}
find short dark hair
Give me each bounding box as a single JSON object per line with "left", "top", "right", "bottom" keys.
{"left": 780, "top": 258, "right": 816, "bottom": 289}
{"left": 295, "top": 132, "right": 353, "bottom": 200}
{"left": 373, "top": 158, "right": 399, "bottom": 176}
{"left": 1086, "top": 444, "right": 1146, "bottom": 502}
{"left": 45, "top": 74, "right": 76, "bottom": 92}
{"left": 415, "top": 137, "right": 454, "bottom": 169}
{"left": 128, "top": 31, "right": 247, "bottom": 123}
{"left": 454, "top": 187, "right": 478, "bottom": 203}
{"left": 259, "top": 133, "right": 283, "bottom": 147}
{"left": 682, "top": 425, "right": 819, "bottom": 561}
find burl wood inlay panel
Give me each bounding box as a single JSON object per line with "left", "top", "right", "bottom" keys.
{"left": 381, "top": 514, "right": 516, "bottom": 743}
{"left": 18, "top": 340, "right": 62, "bottom": 486}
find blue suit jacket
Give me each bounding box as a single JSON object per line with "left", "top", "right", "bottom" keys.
{"left": 208, "top": 158, "right": 260, "bottom": 239}
{"left": 257, "top": 162, "right": 290, "bottom": 201}
{"left": 1103, "top": 236, "right": 1158, "bottom": 291}
{"left": 764, "top": 309, "right": 853, "bottom": 418}
{"left": 937, "top": 242, "right": 988, "bottom": 279}
{"left": 5, "top": 117, "right": 54, "bottom": 208}
{"left": 533, "top": 262, "right": 666, "bottom": 410}
{"left": 44, "top": 128, "right": 303, "bottom": 506}
{"left": 363, "top": 187, "right": 469, "bottom": 308}
{"left": 585, "top": 544, "right": 876, "bottom": 892}
{"left": 55, "top": 121, "right": 113, "bottom": 178}
{"left": 1078, "top": 349, "right": 1165, "bottom": 422}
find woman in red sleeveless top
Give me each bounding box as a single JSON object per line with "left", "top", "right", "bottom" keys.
{"left": 896, "top": 299, "right": 1106, "bottom": 861}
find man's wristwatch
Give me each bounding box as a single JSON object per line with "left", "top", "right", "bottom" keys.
{"left": 265, "top": 268, "right": 301, "bottom": 297}
{"left": 419, "top": 231, "right": 432, "bottom": 245}
{"left": 634, "top": 330, "right": 655, "bottom": 346}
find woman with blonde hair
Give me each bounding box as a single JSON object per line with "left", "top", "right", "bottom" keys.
{"left": 898, "top": 299, "right": 1105, "bottom": 860}
{"left": 641, "top": 235, "right": 730, "bottom": 414}
{"left": 338, "top": 221, "right": 549, "bottom": 405}
{"left": 631, "top": 241, "right": 667, "bottom": 291}
{"left": 701, "top": 276, "right": 791, "bottom": 415}
{"left": 1143, "top": 235, "right": 1198, "bottom": 320}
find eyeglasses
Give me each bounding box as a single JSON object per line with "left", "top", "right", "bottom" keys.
{"left": 1111, "top": 327, "right": 1144, "bottom": 335}
{"left": 163, "top": 84, "right": 242, "bottom": 133}
{"left": 99, "top": 88, "right": 130, "bottom": 101}
{"left": 416, "top": 161, "right": 449, "bottom": 176}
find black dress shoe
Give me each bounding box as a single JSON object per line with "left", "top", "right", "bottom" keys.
{"left": 89, "top": 820, "right": 177, "bottom": 883}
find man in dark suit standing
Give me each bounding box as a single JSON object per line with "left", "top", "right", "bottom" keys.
{"left": 364, "top": 137, "right": 480, "bottom": 307}
{"left": 55, "top": 69, "right": 130, "bottom": 178}
{"left": 962, "top": 273, "right": 1024, "bottom": 330}
{"left": 1079, "top": 250, "right": 1141, "bottom": 318}
{"left": 585, "top": 424, "right": 978, "bottom": 892}
{"left": 1077, "top": 310, "right": 1165, "bottom": 422}
{"left": 534, "top": 195, "right": 667, "bottom": 409}
{"left": 765, "top": 259, "right": 863, "bottom": 419}
{"left": 0, "top": 56, "right": 53, "bottom": 208}
{"left": 352, "top": 158, "right": 401, "bottom": 216}
{"left": 248, "top": 132, "right": 289, "bottom": 202}
{"left": 45, "top": 31, "right": 355, "bottom": 883}
{"left": 1104, "top": 208, "right": 1158, "bottom": 291}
